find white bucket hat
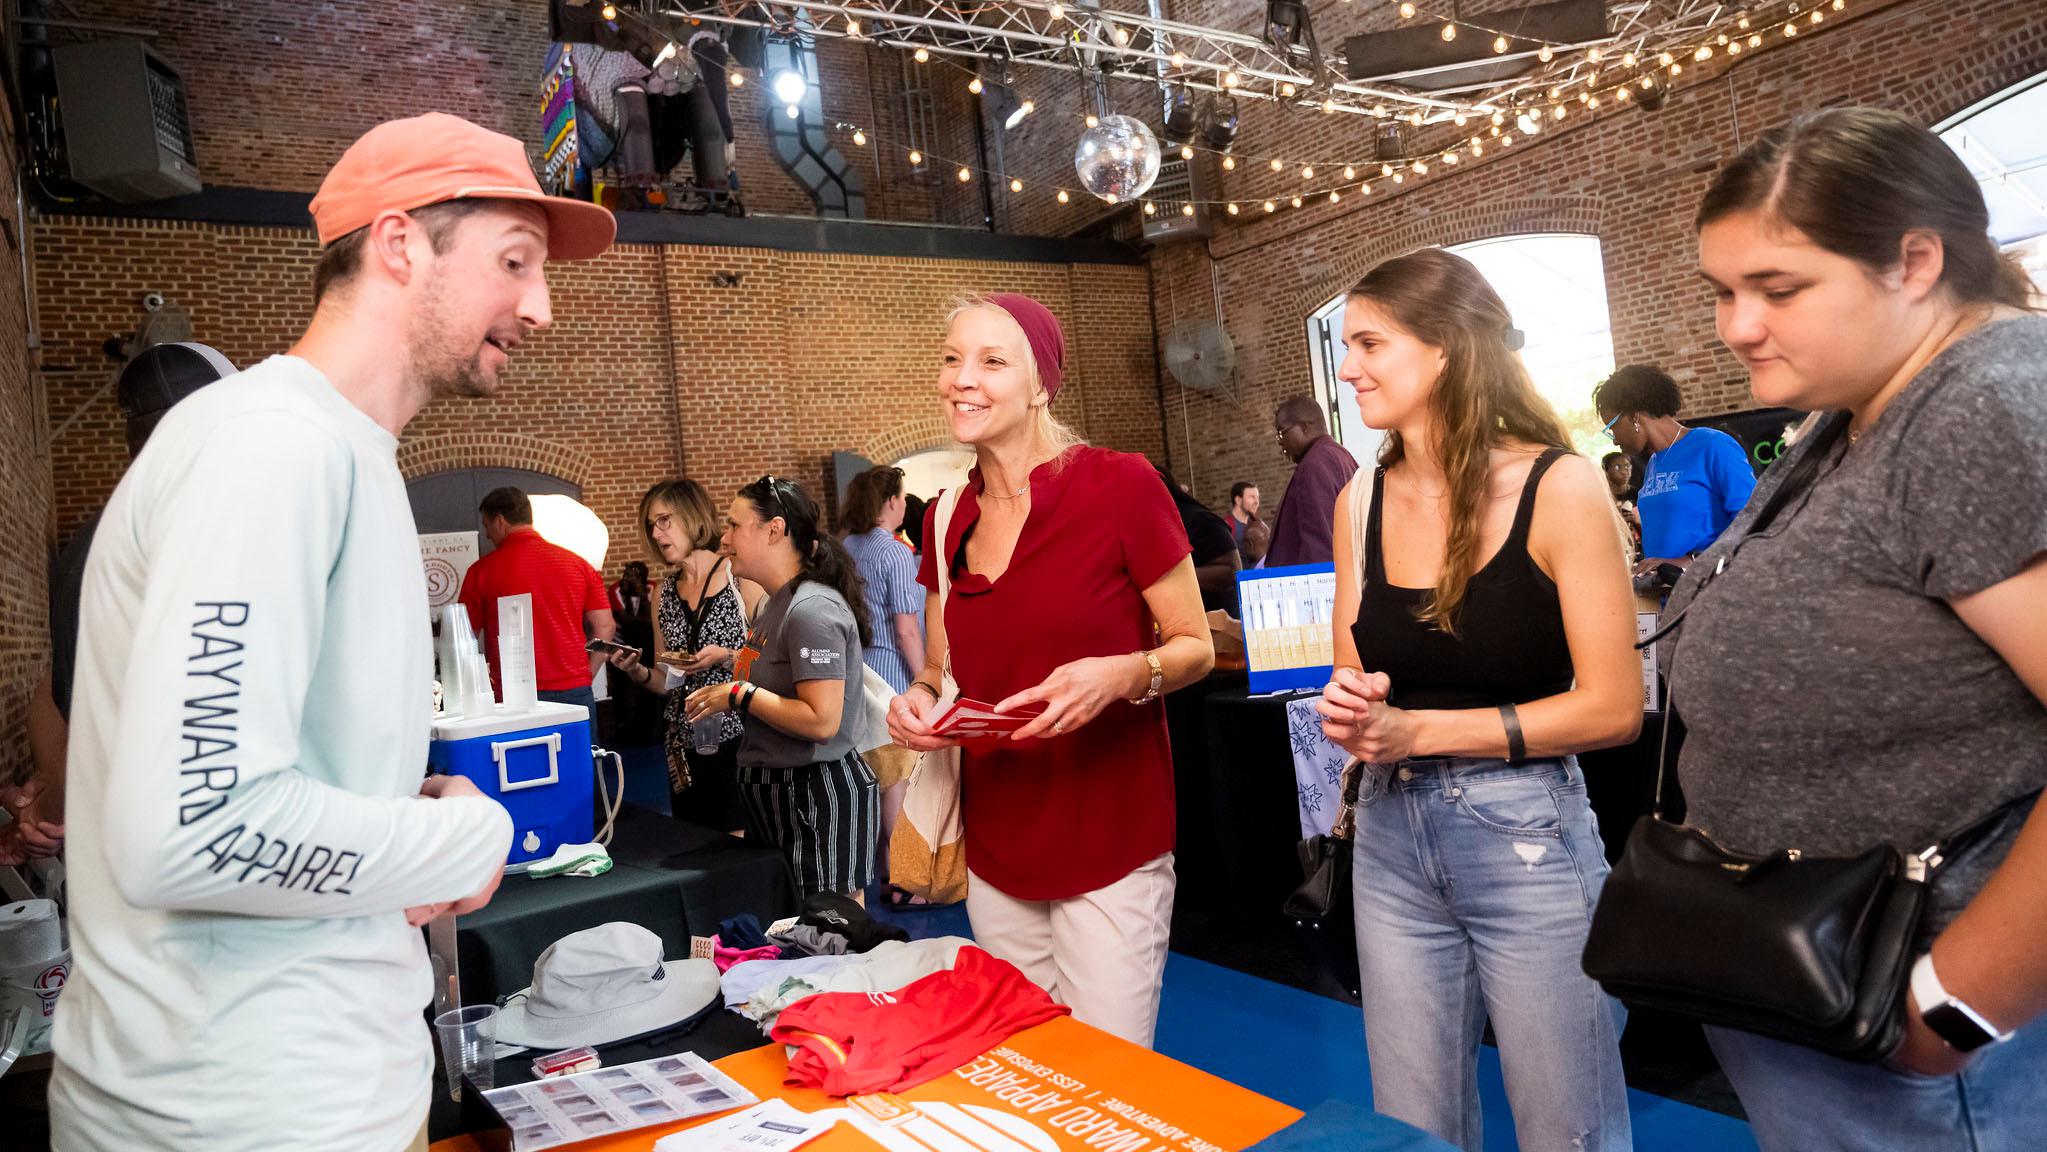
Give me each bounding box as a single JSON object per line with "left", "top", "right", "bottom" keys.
{"left": 496, "top": 923, "right": 719, "bottom": 1048}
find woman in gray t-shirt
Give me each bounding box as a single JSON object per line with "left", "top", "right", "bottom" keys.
{"left": 683, "top": 476, "right": 879, "bottom": 900}
{"left": 1671, "top": 107, "right": 2047, "bottom": 1150}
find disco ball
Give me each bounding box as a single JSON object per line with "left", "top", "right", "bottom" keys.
{"left": 1073, "top": 114, "right": 1161, "bottom": 203}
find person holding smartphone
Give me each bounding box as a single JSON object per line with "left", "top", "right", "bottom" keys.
{"left": 609, "top": 479, "right": 763, "bottom": 833}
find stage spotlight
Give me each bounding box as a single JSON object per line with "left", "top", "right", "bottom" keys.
{"left": 1162, "top": 86, "right": 1198, "bottom": 145}
{"left": 1199, "top": 95, "right": 1239, "bottom": 152}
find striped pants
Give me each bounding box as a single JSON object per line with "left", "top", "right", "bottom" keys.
{"left": 736, "top": 752, "right": 880, "bottom": 900}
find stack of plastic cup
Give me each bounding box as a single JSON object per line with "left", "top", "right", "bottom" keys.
{"left": 496, "top": 593, "right": 539, "bottom": 713}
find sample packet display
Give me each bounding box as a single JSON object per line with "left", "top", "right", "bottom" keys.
{"left": 482, "top": 1051, "right": 757, "bottom": 1150}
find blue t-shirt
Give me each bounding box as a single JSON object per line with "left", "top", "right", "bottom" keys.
{"left": 1637, "top": 426, "right": 1757, "bottom": 558}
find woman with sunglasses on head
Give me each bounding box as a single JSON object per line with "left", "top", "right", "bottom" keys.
{"left": 608, "top": 479, "right": 764, "bottom": 834}
{"left": 683, "top": 476, "right": 879, "bottom": 901}
{"left": 1593, "top": 365, "right": 1756, "bottom": 589}
{"left": 1659, "top": 106, "right": 2047, "bottom": 1151}
{"left": 1317, "top": 247, "right": 1642, "bottom": 1152}
{"left": 884, "top": 293, "right": 1213, "bottom": 1049}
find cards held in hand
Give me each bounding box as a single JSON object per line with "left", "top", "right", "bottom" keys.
{"left": 924, "top": 696, "right": 1045, "bottom": 739}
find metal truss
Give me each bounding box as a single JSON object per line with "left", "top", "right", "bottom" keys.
{"left": 651, "top": 1, "right": 1830, "bottom": 127}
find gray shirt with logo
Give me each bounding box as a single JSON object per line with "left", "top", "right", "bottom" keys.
{"left": 738, "top": 579, "right": 863, "bottom": 770}
{"left": 1665, "top": 313, "right": 2047, "bottom": 936}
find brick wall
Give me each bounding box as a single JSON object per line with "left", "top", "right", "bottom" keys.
{"left": 1147, "top": 0, "right": 2047, "bottom": 511}
{"left": 69, "top": 0, "right": 994, "bottom": 224}
{"left": 32, "top": 219, "right": 1161, "bottom": 577}
{"left": 1, "top": 84, "right": 47, "bottom": 786}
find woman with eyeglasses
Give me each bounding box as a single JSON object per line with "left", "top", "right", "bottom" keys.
{"left": 682, "top": 476, "right": 879, "bottom": 901}
{"left": 1592, "top": 365, "right": 1756, "bottom": 587}
{"left": 608, "top": 479, "right": 764, "bottom": 834}
{"left": 1655, "top": 106, "right": 2047, "bottom": 1150}
{"left": 884, "top": 293, "right": 1213, "bottom": 1048}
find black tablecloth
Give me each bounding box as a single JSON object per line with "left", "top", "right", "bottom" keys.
{"left": 1195, "top": 687, "right": 1312, "bottom": 917}
{"left": 450, "top": 805, "right": 796, "bottom": 1005}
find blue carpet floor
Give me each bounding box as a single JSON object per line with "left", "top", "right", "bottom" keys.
{"left": 1154, "top": 953, "right": 1758, "bottom": 1152}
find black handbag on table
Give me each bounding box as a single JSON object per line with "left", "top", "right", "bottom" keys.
{"left": 1581, "top": 414, "right": 2029, "bottom": 1062}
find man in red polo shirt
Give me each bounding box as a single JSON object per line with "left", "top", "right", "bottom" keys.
{"left": 457, "top": 486, "right": 616, "bottom": 711}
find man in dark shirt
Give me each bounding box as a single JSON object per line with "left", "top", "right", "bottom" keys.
{"left": 3, "top": 343, "right": 232, "bottom": 866}
{"left": 1265, "top": 394, "right": 1359, "bottom": 568}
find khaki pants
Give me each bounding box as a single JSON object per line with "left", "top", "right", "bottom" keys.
{"left": 964, "top": 853, "right": 1175, "bottom": 1048}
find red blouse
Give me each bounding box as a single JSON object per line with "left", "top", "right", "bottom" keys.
{"left": 917, "top": 446, "right": 1192, "bottom": 900}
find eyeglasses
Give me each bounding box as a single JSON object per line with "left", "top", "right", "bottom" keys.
{"left": 1600, "top": 412, "right": 1623, "bottom": 442}
{"left": 644, "top": 511, "right": 675, "bottom": 535}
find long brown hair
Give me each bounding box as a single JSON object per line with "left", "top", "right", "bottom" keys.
{"left": 1697, "top": 107, "right": 2038, "bottom": 310}
{"left": 838, "top": 465, "right": 904, "bottom": 535}
{"left": 1348, "top": 246, "right": 1573, "bottom": 634}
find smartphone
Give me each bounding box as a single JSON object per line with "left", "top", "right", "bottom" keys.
{"left": 585, "top": 637, "right": 639, "bottom": 656}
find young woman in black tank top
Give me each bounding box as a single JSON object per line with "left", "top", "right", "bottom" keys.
{"left": 1314, "top": 249, "right": 1641, "bottom": 1152}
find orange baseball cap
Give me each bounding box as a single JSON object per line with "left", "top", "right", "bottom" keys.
{"left": 308, "top": 112, "right": 616, "bottom": 261}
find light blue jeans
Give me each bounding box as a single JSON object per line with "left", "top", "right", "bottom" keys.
{"left": 1351, "top": 756, "right": 1632, "bottom": 1152}
{"left": 1707, "top": 1017, "right": 2047, "bottom": 1151}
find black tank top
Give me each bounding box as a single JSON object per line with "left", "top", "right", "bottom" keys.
{"left": 1351, "top": 448, "right": 1575, "bottom": 711}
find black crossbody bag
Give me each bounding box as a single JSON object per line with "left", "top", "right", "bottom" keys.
{"left": 1581, "top": 414, "right": 2032, "bottom": 1061}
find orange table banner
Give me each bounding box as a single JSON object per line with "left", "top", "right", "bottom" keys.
{"left": 433, "top": 1016, "right": 1301, "bottom": 1152}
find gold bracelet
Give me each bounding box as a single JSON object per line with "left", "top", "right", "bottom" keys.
{"left": 1126, "top": 650, "right": 1165, "bottom": 705}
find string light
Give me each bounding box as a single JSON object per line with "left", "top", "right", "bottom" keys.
{"left": 1010, "top": 178, "right": 1023, "bottom": 192}
{"left": 1443, "top": 151, "right": 1459, "bottom": 164}
{"left": 1328, "top": 189, "right": 1340, "bottom": 203}
{"left": 1281, "top": 82, "right": 1296, "bottom": 98}
{"left": 1392, "top": 172, "right": 1404, "bottom": 183}
{"left": 1057, "top": 189, "right": 1070, "bottom": 203}
{"left": 1784, "top": 21, "right": 1797, "bottom": 35}
{"left": 1587, "top": 47, "right": 1602, "bottom": 63}
{"left": 1538, "top": 45, "right": 1553, "bottom": 62}
{"left": 728, "top": 71, "right": 744, "bottom": 87}
{"left": 908, "top": 149, "right": 922, "bottom": 164}
{"left": 1322, "top": 98, "right": 1336, "bottom": 114}
{"left": 600, "top": 3, "right": 616, "bottom": 19}
{"left": 914, "top": 47, "right": 929, "bottom": 63}
{"left": 852, "top": 129, "right": 866, "bottom": 145}
{"left": 1622, "top": 52, "right": 1638, "bottom": 67}
{"left": 1290, "top": 195, "right": 1303, "bottom": 207}
{"left": 1222, "top": 155, "right": 1236, "bottom": 170}
{"left": 1728, "top": 39, "right": 1742, "bottom": 55}
{"left": 1440, "top": 23, "right": 1457, "bottom": 42}
{"left": 968, "top": 77, "right": 983, "bottom": 94}
{"left": 956, "top": 166, "right": 972, "bottom": 182}
{"left": 1104, "top": 192, "right": 1119, "bottom": 203}
{"left": 1412, "top": 159, "right": 1428, "bottom": 173}
{"left": 1749, "top": 34, "right": 1762, "bottom": 47}
{"left": 1398, "top": 2, "right": 1415, "bottom": 17}
{"left": 1381, "top": 163, "right": 1393, "bottom": 177}
{"left": 1263, "top": 200, "right": 1277, "bottom": 212}
{"left": 845, "top": 17, "right": 860, "bottom": 36}
{"left": 1143, "top": 200, "right": 1156, "bottom": 215}
{"left": 1113, "top": 26, "right": 1130, "bottom": 45}
{"left": 1085, "top": 113, "right": 1099, "bottom": 128}
{"left": 1223, "top": 71, "right": 1240, "bottom": 88}
{"left": 1227, "top": 202, "right": 1240, "bottom": 215}
{"left": 1270, "top": 158, "right": 1285, "bottom": 172}
{"left": 1301, "top": 165, "right": 1314, "bottom": 179}
{"left": 1173, "top": 52, "right": 1188, "bottom": 68}
{"left": 1181, "top": 145, "right": 1195, "bottom": 159}
{"left": 1343, "top": 165, "right": 1356, "bottom": 180}
{"left": 1812, "top": 10, "right": 1824, "bottom": 23}
{"left": 1182, "top": 203, "right": 1196, "bottom": 216}
{"left": 1049, "top": 3, "right": 1064, "bottom": 18}
{"left": 1494, "top": 36, "right": 1509, "bottom": 54}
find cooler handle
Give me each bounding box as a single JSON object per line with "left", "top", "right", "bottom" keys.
{"left": 492, "top": 733, "right": 561, "bottom": 792}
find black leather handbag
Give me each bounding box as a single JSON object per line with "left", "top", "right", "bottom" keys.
{"left": 1285, "top": 759, "right": 1366, "bottom": 997}
{"left": 1581, "top": 415, "right": 2021, "bottom": 1061}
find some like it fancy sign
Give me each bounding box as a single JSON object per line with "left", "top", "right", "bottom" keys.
{"left": 418, "top": 531, "right": 479, "bottom": 625}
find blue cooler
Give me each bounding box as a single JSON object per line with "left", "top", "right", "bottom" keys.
{"left": 428, "top": 701, "right": 593, "bottom": 864}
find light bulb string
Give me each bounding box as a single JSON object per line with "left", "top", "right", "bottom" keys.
{"left": 797, "top": 0, "right": 1850, "bottom": 206}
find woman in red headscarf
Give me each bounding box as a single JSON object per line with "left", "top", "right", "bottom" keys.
{"left": 885, "top": 294, "right": 1214, "bottom": 1048}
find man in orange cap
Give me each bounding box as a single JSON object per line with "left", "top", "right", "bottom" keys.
{"left": 50, "top": 113, "right": 615, "bottom": 1152}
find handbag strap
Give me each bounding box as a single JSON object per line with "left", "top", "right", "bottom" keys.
{"left": 1645, "top": 413, "right": 1849, "bottom": 819}
{"left": 931, "top": 485, "right": 964, "bottom": 681}
{"left": 1327, "top": 466, "right": 1382, "bottom": 838}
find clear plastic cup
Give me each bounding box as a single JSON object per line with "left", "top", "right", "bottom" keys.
{"left": 433, "top": 1004, "right": 498, "bottom": 1100}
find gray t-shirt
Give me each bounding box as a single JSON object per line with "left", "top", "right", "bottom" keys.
{"left": 736, "top": 579, "right": 863, "bottom": 770}
{"left": 1665, "top": 313, "right": 2047, "bottom": 936}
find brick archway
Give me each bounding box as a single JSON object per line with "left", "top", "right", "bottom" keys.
{"left": 861, "top": 412, "right": 960, "bottom": 466}
{"left": 1289, "top": 195, "right": 1606, "bottom": 320}
{"left": 396, "top": 432, "right": 597, "bottom": 490}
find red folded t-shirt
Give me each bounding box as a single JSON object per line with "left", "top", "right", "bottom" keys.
{"left": 770, "top": 946, "right": 1068, "bottom": 1096}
